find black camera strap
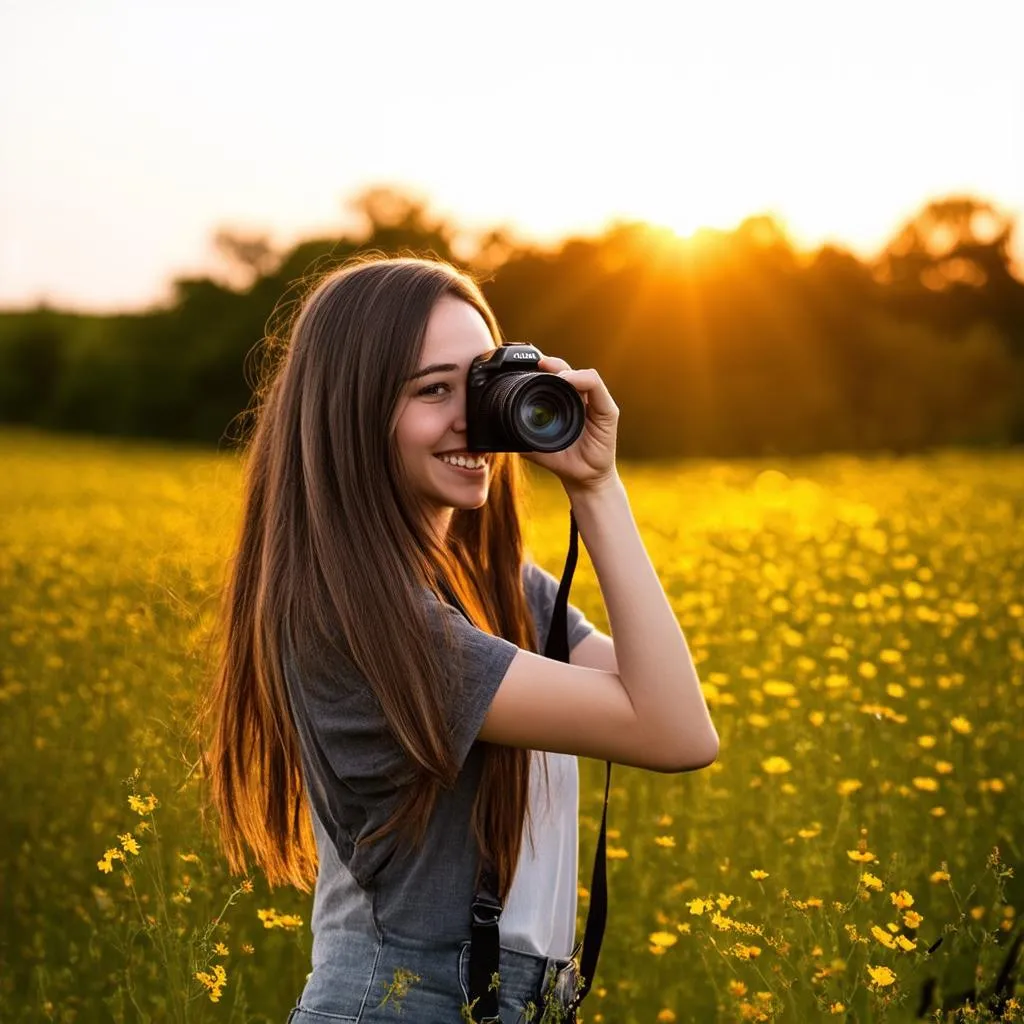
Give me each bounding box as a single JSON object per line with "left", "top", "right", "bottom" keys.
{"left": 440, "top": 511, "right": 611, "bottom": 1023}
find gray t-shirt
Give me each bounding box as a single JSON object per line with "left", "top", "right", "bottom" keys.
{"left": 282, "top": 560, "right": 596, "bottom": 954}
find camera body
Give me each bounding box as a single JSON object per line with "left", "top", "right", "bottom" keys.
{"left": 465, "top": 343, "right": 585, "bottom": 453}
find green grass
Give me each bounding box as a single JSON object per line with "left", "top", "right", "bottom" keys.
{"left": 1, "top": 426, "right": 1022, "bottom": 1023}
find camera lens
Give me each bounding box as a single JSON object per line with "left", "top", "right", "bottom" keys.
{"left": 485, "top": 373, "right": 585, "bottom": 452}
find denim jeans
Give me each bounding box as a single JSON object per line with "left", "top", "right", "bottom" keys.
{"left": 284, "top": 930, "right": 584, "bottom": 1023}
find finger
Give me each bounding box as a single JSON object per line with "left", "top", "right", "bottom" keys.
{"left": 536, "top": 354, "right": 573, "bottom": 374}
{"left": 556, "top": 368, "right": 618, "bottom": 417}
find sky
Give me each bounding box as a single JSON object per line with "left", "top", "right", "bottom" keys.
{"left": 2, "top": 0, "right": 1022, "bottom": 313}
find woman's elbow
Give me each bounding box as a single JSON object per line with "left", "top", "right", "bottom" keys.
{"left": 658, "top": 732, "right": 719, "bottom": 774}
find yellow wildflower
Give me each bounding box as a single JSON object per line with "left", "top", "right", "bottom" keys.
{"left": 761, "top": 756, "right": 792, "bottom": 774}
{"left": 118, "top": 833, "right": 140, "bottom": 856}
{"left": 860, "top": 873, "right": 884, "bottom": 891}
{"left": 97, "top": 848, "right": 124, "bottom": 873}
{"left": 128, "top": 793, "right": 158, "bottom": 814}
{"left": 195, "top": 964, "right": 227, "bottom": 1003}
{"left": 847, "top": 849, "right": 878, "bottom": 864}
{"left": 890, "top": 890, "right": 914, "bottom": 909}
{"left": 867, "top": 965, "right": 896, "bottom": 987}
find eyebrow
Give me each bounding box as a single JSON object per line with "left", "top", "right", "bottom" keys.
{"left": 405, "top": 362, "right": 461, "bottom": 382}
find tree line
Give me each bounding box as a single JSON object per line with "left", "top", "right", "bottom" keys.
{"left": 1, "top": 187, "right": 1022, "bottom": 459}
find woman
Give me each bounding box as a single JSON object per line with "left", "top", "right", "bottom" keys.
{"left": 200, "top": 256, "right": 719, "bottom": 1022}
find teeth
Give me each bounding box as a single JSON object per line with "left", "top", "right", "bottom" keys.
{"left": 438, "top": 453, "right": 486, "bottom": 469}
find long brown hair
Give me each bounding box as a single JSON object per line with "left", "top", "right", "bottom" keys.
{"left": 196, "top": 254, "right": 549, "bottom": 898}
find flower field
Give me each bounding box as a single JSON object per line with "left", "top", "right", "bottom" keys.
{"left": 1, "top": 427, "right": 1021, "bottom": 1023}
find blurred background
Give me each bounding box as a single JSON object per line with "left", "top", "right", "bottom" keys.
{"left": 3, "top": 0, "right": 1023, "bottom": 458}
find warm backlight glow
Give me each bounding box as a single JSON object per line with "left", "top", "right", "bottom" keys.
{"left": 1, "top": 0, "right": 1021, "bottom": 311}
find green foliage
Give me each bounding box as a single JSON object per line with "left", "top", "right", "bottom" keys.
{"left": 1, "top": 191, "right": 1023, "bottom": 455}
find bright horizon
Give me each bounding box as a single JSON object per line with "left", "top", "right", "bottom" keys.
{"left": 2, "top": 0, "right": 1022, "bottom": 314}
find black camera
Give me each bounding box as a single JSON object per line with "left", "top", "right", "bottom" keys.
{"left": 465, "top": 344, "right": 585, "bottom": 453}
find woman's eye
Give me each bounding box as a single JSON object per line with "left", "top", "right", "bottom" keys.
{"left": 418, "top": 382, "right": 450, "bottom": 397}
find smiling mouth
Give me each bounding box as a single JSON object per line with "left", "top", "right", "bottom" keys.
{"left": 434, "top": 454, "right": 488, "bottom": 472}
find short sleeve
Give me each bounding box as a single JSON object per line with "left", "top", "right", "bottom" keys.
{"left": 433, "top": 602, "right": 520, "bottom": 768}
{"left": 282, "top": 642, "right": 417, "bottom": 804}
{"left": 282, "top": 602, "right": 520, "bottom": 806}
{"left": 522, "top": 560, "right": 596, "bottom": 655}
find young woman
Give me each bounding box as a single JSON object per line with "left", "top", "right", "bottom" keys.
{"left": 200, "top": 256, "right": 719, "bottom": 1023}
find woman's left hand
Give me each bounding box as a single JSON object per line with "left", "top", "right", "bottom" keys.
{"left": 519, "top": 355, "right": 620, "bottom": 494}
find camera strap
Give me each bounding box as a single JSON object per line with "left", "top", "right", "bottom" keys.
{"left": 440, "top": 511, "right": 612, "bottom": 1023}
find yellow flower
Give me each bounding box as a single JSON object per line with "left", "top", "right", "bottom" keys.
{"left": 179, "top": 852, "right": 201, "bottom": 864}
{"left": 950, "top": 716, "right": 972, "bottom": 734}
{"left": 912, "top": 777, "right": 939, "bottom": 792}
{"left": 687, "top": 898, "right": 711, "bottom": 915}
{"left": 128, "top": 793, "right": 158, "bottom": 814}
{"left": 860, "top": 873, "right": 883, "bottom": 891}
{"left": 118, "top": 833, "right": 140, "bottom": 856}
{"left": 649, "top": 931, "right": 678, "bottom": 949}
{"left": 867, "top": 965, "right": 896, "bottom": 987}
{"left": 195, "top": 964, "right": 227, "bottom": 1003}
{"left": 929, "top": 870, "right": 951, "bottom": 883}
{"left": 847, "top": 849, "right": 878, "bottom": 864}
{"left": 798, "top": 823, "right": 822, "bottom": 839}
{"left": 890, "top": 890, "right": 914, "bottom": 909}
{"left": 728, "top": 980, "right": 748, "bottom": 997}
{"left": 763, "top": 680, "right": 795, "bottom": 697}
{"left": 606, "top": 846, "right": 629, "bottom": 859}
{"left": 871, "top": 925, "right": 896, "bottom": 949}
{"left": 750, "top": 869, "right": 769, "bottom": 880}
{"left": 761, "top": 756, "right": 792, "bottom": 775}
{"left": 654, "top": 835, "right": 676, "bottom": 848}
{"left": 836, "top": 779, "right": 862, "bottom": 796}
{"left": 903, "top": 911, "right": 923, "bottom": 928}
{"left": 829, "top": 1003, "right": 846, "bottom": 1014}
{"left": 97, "top": 848, "right": 124, "bottom": 873}
{"left": 656, "top": 1011, "right": 677, "bottom": 1022}
{"left": 213, "top": 942, "right": 229, "bottom": 956}
{"left": 729, "top": 944, "right": 761, "bottom": 960}
{"left": 257, "top": 908, "right": 304, "bottom": 930}
{"left": 895, "top": 935, "right": 917, "bottom": 952}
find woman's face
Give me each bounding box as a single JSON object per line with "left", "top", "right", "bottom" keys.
{"left": 393, "top": 295, "right": 497, "bottom": 540}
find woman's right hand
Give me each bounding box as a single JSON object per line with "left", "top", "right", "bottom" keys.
{"left": 519, "top": 355, "right": 620, "bottom": 494}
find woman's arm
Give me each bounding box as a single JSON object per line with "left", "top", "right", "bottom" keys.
{"left": 566, "top": 474, "right": 719, "bottom": 767}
